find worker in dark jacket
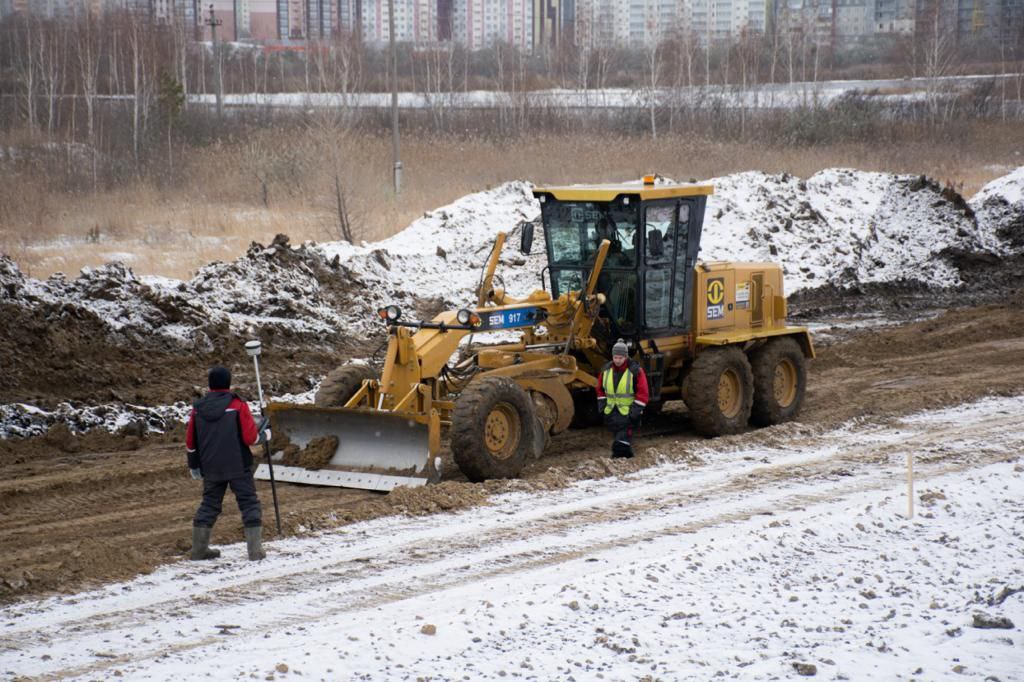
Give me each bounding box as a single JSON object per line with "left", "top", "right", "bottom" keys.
{"left": 186, "top": 366, "right": 268, "bottom": 561}
{"left": 595, "top": 339, "right": 650, "bottom": 458}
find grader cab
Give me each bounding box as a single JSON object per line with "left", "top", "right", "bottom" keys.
{"left": 257, "top": 177, "right": 814, "bottom": 491}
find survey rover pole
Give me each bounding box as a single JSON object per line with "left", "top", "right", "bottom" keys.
{"left": 245, "top": 339, "right": 282, "bottom": 535}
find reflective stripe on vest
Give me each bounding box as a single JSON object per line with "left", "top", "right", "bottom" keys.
{"left": 602, "top": 367, "right": 634, "bottom": 416}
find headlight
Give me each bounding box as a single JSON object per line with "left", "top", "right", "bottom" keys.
{"left": 456, "top": 309, "right": 472, "bottom": 325}
{"left": 377, "top": 305, "right": 402, "bottom": 321}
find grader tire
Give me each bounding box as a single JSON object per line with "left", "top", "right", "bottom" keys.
{"left": 451, "top": 377, "right": 539, "bottom": 482}
{"left": 684, "top": 346, "right": 754, "bottom": 437}
{"left": 749, "top": 337, "right": 807, "bottom": 427}
{"left": 314, "top": 363, "right": 377, "bottom": 408}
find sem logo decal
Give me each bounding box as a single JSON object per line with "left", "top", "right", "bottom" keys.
{"left": 706, "top": 278, "right": 725, "bottom": 320}
{"left": 707, "top": 278, "right": 725, "bottom": 305}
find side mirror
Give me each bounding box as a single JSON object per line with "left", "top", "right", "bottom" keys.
{"left": 519, "top": 221, "right": 534, "bottom": 255}
{"left": 648, "top": 230, "right": 665, "bottom": 257}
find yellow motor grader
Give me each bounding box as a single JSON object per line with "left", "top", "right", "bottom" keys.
{"left": 256, "top": 177, "right": 814, "bottom": 491}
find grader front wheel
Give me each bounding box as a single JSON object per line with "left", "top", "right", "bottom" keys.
{"left": 451, "top": 377, "right": 540, "bottom": 482}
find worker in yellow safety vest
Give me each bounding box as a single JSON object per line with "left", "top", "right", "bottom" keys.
{"left": 595, "top": 339, "right": 650, "bottom": 458}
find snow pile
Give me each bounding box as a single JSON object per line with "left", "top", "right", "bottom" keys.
{"left": 0, "top": 401, "right": 191, "bottom": 439}
{"left": 317, "top": 181, "right": 545, "bottom": 317}
{"left": 1, "top": 168, "right": 1022, "bottom": 361}
{"left": 0, "top": 386, "right": 320, "bottom": 439}
{"left": 701, "top": 169, "right": 988, "bottom": 290}
{"left": 0, "top": 237, "right": 363, "bottom": 352}
{"left": 969, "top": 166, "right": 1024, "bottom": 252}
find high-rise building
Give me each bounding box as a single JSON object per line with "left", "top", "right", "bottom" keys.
{"left": 451, "top": 0, "right": 532, "bottom": 49}
{"left": 7, "top": 0, "right": 103, "bottom": 18}
{"left": 576, "top": 0, "right": 684, "bottom": 47}
{"left": 833, "top": 0, "right": 872, "bottom": 43}
{"left": 533, "top": 0, "right": 560, "bottom": 49}
{"left": 273, "top": 0, "right": 334, "bottom": 40}
{"left": 872, "top": 0, "right": 914, "bottom": 33}
{"left": 305, "top": 0, "right": 334, "bottom": 37}
{"left": 338, "top": 0, "right": 438, "bottom": 43}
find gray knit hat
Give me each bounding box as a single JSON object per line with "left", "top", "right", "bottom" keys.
{"left": 612, "top": 338, "right": 629, "bottom": 357}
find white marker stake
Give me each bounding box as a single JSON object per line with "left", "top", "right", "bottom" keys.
{"left": 906, "top": 451, "right": 914, "bottom": 519}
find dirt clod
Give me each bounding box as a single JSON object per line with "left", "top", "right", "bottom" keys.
{"left": 792, "top": 662, "right": 817, "bottom": 676}
{"left": 972, "top": 612, "right": 1014, "bottom": 629}
{"left": 420, "top": 624, "right": 437, "bottom": 635}
{"left": 298, "top": 436, "right": 338, "bottom": 470}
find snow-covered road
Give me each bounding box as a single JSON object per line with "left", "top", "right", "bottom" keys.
{"left": 2, "top": 397, "right": 1022, "bottom": 681}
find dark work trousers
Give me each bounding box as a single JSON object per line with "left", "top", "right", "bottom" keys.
{"left": 605, "top": 411, "right": 636, "bottom": 459}
{"left": 194, "top": 474, "right": 262, "bottom": 528}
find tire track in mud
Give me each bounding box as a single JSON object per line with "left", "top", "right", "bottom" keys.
{"left": 9, "top": 406, "right": 1018, "bottom": 625}
{"left": 4, "top": 398, "right": 1021, "bottom": 681}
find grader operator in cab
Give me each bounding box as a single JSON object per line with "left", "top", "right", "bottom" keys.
{"left": 256, "top": 176, "right": 814, "bottom": 491}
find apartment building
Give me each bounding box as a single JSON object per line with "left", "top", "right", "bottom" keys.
{"left": 575, "top": 0, "right": 681, "bottom": 47}
{"left": 533, "top": 0, "right": 562, "bottom": 48}
{"left": 871, "top": 0, "right": 913, "bottom": 32}
{"left": 833, "top": 0, "right": 872, "bottom": 39}
{"left": 945, "top": 0, "right": 1023, "bottom": 43}
{"left": 449, "top": 0, "right": 532, "bottom": 49}
{"left": 333, "top": 0, "right": 436, "bottom": 42}
{"left": 3, "top": 0, "right": 101, "bottom": 18}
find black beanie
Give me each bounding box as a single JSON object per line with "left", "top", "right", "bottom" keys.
{"left": 208, "top": 366, "right": 231, "bottom": 390}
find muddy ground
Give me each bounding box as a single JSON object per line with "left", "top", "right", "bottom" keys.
{"left": 2, "top": 288, "right": 1023, "bottom": 602}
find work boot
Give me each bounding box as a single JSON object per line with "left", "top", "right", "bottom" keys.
{"left": 245, "top": 525, "right": 266, "bottom": 561}
{"left": 190, "top": 526, "right": 221, "bottom": 560}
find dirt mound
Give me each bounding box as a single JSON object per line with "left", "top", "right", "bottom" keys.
{"left": 970, "top": 166, "right": 1024, "bottom": 251}
{"left": 385, "top": 481, "right": 492, "bottom": 516}
{"left": 1, "top": 234, "right": 368, "bottom": 354}
{"left": 0, "top": 233, "right": 380, "bottom": 426}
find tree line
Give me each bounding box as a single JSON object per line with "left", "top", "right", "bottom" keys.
{"left": 0, "top": 6, "right": 1021, "bottom": 187}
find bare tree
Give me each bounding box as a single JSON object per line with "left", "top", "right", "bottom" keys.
{"left": 644, "top": 30, "right": 665, "bottom": 139}
{"left": 74, "top": 10, "right": 102, "bottom": 189}
{"left": 917, "top": 0, "right": 960, "bottom": 124}
{"left": 129, "top": 16, "right": 144, "bottom": 164}
{"left": 37, "top": 18, "right": 68, "bottom": 138}
{"left": 13, "top": 16, "right": 39, "bottom": 133}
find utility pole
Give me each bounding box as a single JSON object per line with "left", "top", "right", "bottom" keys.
{"left": 205, "top": 3, "right": 224, "bottom": 120}
{"left": 388, "top": 0, "right": 402, "bottom": 194}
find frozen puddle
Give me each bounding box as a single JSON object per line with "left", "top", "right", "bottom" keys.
{"left": 1, "top": 396, "right": 1021, "bottom": 681}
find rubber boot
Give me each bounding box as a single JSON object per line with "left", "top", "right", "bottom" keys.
{"left": 190, "top": 526, "right": 221, "bottom": 560}
{"left": 245, "top": 525, "right": 266, "bottom": 561}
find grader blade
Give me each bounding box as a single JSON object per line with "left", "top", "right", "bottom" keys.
{"left": 254, "top": 405, "right": 436, "bottom": 492}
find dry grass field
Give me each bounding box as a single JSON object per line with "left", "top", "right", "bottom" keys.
{"left": 2, "top": 122, "right": 1022, "bottom": 279}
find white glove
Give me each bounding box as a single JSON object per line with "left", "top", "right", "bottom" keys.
{"left": 260, "top": 429, "right": 272, "bottom": 444}
{"left": 189, "top": 468, "right": 202, "bottom": 480}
